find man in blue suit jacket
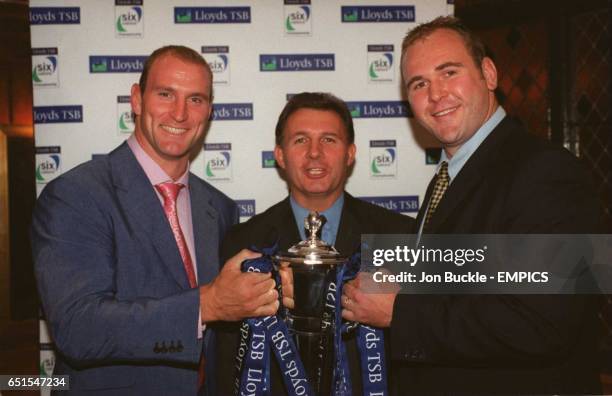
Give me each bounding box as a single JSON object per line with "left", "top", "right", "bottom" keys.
{"left": 31, "top": 45, "right": 279, "bottom": 395}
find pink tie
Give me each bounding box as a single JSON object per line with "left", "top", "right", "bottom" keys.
{"left": 156, "top": 182, "right": 206, "bottom": 388}
{"left": 155, "top": 182, "right": 198, "bottom": 288}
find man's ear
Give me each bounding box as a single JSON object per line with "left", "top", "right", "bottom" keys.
{"left": 130, "top": 83, "right": 142, "bottom": 116}
{"left": 205, "top": 87, "right": 214, "bottom": 121}
{"left": 347, "top": 143, "right": 356, "bottom": 167}
{"left": 481, "top": 57, "right": 498, "bottom": 91}
{"left": 274, "top": 145, "right": 286, "bottom": 170}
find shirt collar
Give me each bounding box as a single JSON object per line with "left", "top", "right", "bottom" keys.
{"left": 127, "top": 134, "right": 190, "bottom": 187}
{"left": 440, "top": 106, "right": 506, "bottom": 182}
{"left": 289, "top": 194, "right": 345, "bottom": 245}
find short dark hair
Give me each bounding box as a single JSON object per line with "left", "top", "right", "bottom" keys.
{"left": 139, "top": 45, "right": 213, "bottom": 96}
{"left": 275, "top": 92, "right": 355, "bottom": 146}
{"left": 401, "top": 16, "right": 487, "bottom": 75}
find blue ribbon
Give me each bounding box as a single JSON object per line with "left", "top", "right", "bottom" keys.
{"left": 356, "top": 325, "right": 387, "bottom": 396}
{"left": 337, "top": 252, "right": 388, "bottom": 396}
{"left": 237, "top": 250, "right": 276, "bottom": 396}
{"left": 239, "top": 316, "right": 270, "bottom": 396}
{"left": 237, "top": 246, "right": 313, "bottom": 396}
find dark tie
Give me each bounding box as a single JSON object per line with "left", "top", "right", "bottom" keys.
{"left": 155, "top": 182, "right": 206, "bottom": 388}
{"left": 424, "top": 161, "right": 449, "bottom": 230}
{"left": 155, "top": 182, "right": 198, "bottom": 288}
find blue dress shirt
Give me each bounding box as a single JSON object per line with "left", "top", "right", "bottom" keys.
{"left": 290, "top": 194, "right": 344, "bottom": 245}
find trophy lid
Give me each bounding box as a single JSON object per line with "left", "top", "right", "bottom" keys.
{"left": 276, "top": 211, "right": 347, "bottom": 265}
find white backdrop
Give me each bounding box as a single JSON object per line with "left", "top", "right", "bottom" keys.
{"left": 30, "top": 0, "right": 452, "bottom": 382}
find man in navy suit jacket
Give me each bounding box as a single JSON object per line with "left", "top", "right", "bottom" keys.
{"left": 341, "top": 17, "right": 601, "bottom": 394}
{"left": 31, "top": 45, "right": 279, "bottom": 395}
{"left": 215, "top": 92, "right": 414, "bottom": 395}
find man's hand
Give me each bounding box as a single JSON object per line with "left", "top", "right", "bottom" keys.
{"left": 341, "top": 271, "right": 399, "bottom": 328}
{"left": 278, "top": 262, "right": 294, "bottom": 309}
{"left": 200, "top": 249, "right": 279, "bottom": 322}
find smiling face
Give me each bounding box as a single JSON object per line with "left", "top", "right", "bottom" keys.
{"left": 402, "top": 28, "right": 498, "bottom": 157}
{"left": 131, "top": 54, "right": 212, "bottom": 178}
{"left": 275, "top": 108, "right": 356, "bottom": 211}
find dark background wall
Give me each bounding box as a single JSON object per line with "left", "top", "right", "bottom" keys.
{"left": 456, "top": 0, "right": 611, "bottom": 231}
{"left": 0, "top": 0, "right": 37, "bottom": 321}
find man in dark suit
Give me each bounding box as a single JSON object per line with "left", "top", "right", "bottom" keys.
{"left": 341, "top": 17, "right": 602, "bottom": 394}
{"left": 31, "top": 46, "right": 278, "bottom": 395}
{"left": 215, "top": 92, "right": 414, "bottom": 395}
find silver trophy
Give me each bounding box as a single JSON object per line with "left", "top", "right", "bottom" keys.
{"left": 275, "top": 212, "right": 347, "bottom": 395}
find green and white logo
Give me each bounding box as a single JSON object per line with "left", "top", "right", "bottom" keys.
{"left": 367, "top": 45, "right": 394, "bottom": 83}
{"left": 115, "top": 2, "right": 143, "bottom": 37}
{"left": 175, "top": 10, "right": 192, "bottom": 23}
{"left": 204, "top": 143, "right": 232, "bottom": 181}
{"left": 35, "top": 146, "right": 61, "bottom": 184}
{"left": 342, "top": 9, "right": 358, "bottom": 22}
{"left": 117, "top": 95, "right": 134, "bottom": 135}
{"left": 32, "top": 48, "right": 59, "bottom": 87}
{"left": 40, "top": 354, "right": 55, "bottom": 376}
{"left": 369, "top": 140, "right": 397, "bottom": 178}
{"left": 349, "top": 104, "right": 361, "bottom": 118}
{"left": 261, "top": 56, "right": 277, "bottom": 71}
{"left": 91, "top": 59, "right": 108, "bottom": 73}
{"left": 202, "top": 46, "right": 230, "bottom": 85}
{"left": 284, "top": 2, "right": 311, "bottom": 35}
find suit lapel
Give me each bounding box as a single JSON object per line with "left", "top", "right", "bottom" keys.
{"left": 427, "top": 167, "right": 483, "bottom": 232}
{"left": 189, "top": 176, "right": 220, "bottom": 286}
{"left": 426, "top": 116, "right": 515, "bottom": 232}
{"left": 110, "top": 143, "right": 191, "bottom": 289}
{"left": 276, "top": 198, "right": 302, "bottom": 251}
{"left": 335, "top": 194, "right": 361, "bottom": 255}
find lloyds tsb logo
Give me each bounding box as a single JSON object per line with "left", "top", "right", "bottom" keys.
{"left": 90, "top": 56, "right": 147, "bottom": 73}
{"left": 341, "top": 6, "right": 415, "bottom": 22}
{"left": 260, "top": 54, "right": 334, "bottom": 72}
